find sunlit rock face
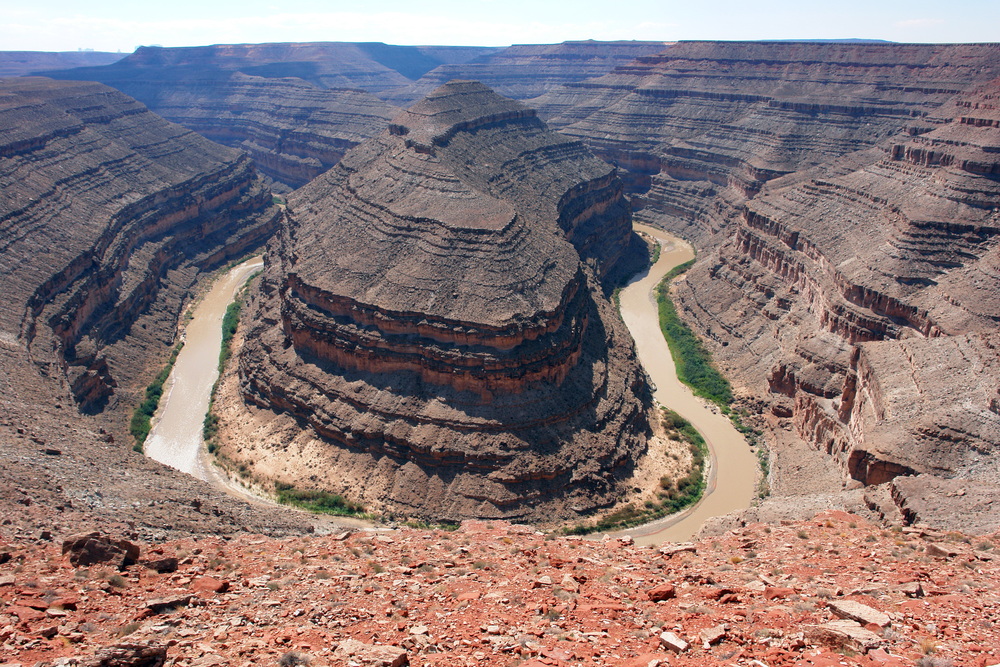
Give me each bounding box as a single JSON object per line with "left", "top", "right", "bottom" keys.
{"left": 238, "top": 81, "right": 652, "bottom": 521}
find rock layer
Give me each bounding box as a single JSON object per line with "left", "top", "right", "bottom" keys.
{"left": 235, "top": 81, "right": 651, "bottom": 521}
{"left": 101, "top": 72, "right": 398, "bottom": 190}
{"left": 535, "top": 41, "right": 1000, "bottom": 240}
{"left": 382, "top": 40, "right": 669, "bottom": 105}
{"left": 669, "top": 76, "right": 1000, "bottom": 496}
{"left": 0, "top": 77, "right": 279, "bottom": 414}
{"left": 38, "top": 42, "right": 503, "bottom": 190}
{"left": 529, "top": 41, "right": 1000, "bottom": 516}
{"left": 0, "top": 76, "right": 317, "bottom": 538}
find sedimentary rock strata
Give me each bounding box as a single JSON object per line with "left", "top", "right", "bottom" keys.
{"left": 43, "top": 42, "right": 497, "bottom": 95}
{"left": 0, "top": 77, "right": 279, "bottom": 414}
{"left": 669, "top": 75, "right": 1000, "bottom": 499}
{"left": 98, "top": 72, "right": 398, "bottom": 190}
{"left": 535, "top": 41, "right": 1000, "bottom": 239}
{"left": 234, "top": 81, "right": 651, "bottom": 521}
{"left": 383, "top": 40, "right": 669, "bottom": 105}
{"left": 39, "top": 43, "right": 506, "bottom": 190}
{"left": 0, "top": 76, "right": 319, "bottom": 538}
{"left": 527, "top": 41, "right": 1000, "bottom": 520}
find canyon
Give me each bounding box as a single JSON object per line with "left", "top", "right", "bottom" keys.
{"left": 1, "top": 37, "right": 1000, "bottom": 664}
{"left": 1, "top": 38, "right": 997, "bottom": 536}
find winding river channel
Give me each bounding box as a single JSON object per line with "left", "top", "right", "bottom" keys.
{"left": 617, "top": 224, "right": 758, "bottom": 543}
{"left": 144, "top": 227, "right": 756, "bottom": 542}
{"left": 144, "top": 257, "right": 263, "bottom": 481}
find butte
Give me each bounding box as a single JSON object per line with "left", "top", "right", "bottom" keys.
{"left": 227, "top": 80, "right": 654, "bottom": 522}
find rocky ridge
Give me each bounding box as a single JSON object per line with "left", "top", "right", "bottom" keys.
{"left": 381, "top": 41, "right": 669, "bottom": 105}
{"left": 670, "top": 77, "right": 1000, "bottom": 506}
{"left": 534, "top": 41, "right": 1000, "bottom": 236}
{"left": 36, "top": 42, "right": 504, "bottom": 190}
{"left": 0, "top": 51, "right": 125, "bottom": 78}
{"left": 99, "top": 72, "right": 398, "bottom": 191}
{"left": 2, "top": 514, "right": 999, "bottom": 666}
{"left": 228, "top": 81, "right": 652, "bottom": 522}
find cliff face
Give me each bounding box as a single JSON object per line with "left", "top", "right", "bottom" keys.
{"left": 234, "top": 81, "right": 651, "bottom": 522}
{"left": 668, "top": 75, "right": 1000, "bottom": 495}
{"left": 535, "top": 41, "right": 1000, "bottom": 241}
{"left": 95, "top": 72, "right": 398, "bottom": 190}
{"left": 0, "top": 77, "right": 279, "bottom": 416}
{"left": 0, "top": 77, "right": 316, "bottom": 539}
{"left": 37, "top": 42, "right": 506, "bottom": 190}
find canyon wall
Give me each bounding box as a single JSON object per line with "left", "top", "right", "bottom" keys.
{"left": 381, "top": 41, "right": 669, "bottom": 104}
{"left": 38, "top": 41, "right": 670, "bottom": 189}
{"left": 532, "top": 43, "right": 1000, "bottom": 504}
{"left": 37, "top": 42, "right": 506, "bottom": 190}
{"left": 0, "top": 77, "right": 313, "bottom": 537}
{"left": 0, "top": 77, "right": 279, "bottom": 415}
{"left": 0, "top": 51, "right": 125, "bottom": 77}
{"left": 232, "top": 81, "right": 652, "bottom": 522}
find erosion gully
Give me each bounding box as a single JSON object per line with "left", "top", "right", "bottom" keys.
{"left": 144, "top": 226, "right": 757, "bottom": 542}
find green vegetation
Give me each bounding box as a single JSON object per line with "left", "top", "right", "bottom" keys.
{"left": 655, "top": 260, "right": 733, "bottom": 405}
{"left": 650, "top": 239, "right": 662, "bottom": 265}
{"left": 129, "top": 342, "right": 183, "bottom": 452}
{"left": 564, "top": 408, "right": 707, "bottom": 535}
{"left": 274, "top": 481, "right": 367, "bottom": 517}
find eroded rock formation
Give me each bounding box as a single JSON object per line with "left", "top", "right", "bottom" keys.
{"left": 233, "top": 81, "right": 651, "bottom": 521}
{"left": 527, "top": 41, "right": 1000, "bottom": 519}
{"left": 0, "top": 76, "right": 317, "bottom": 538}
{"left": 0, "top": 77, "right": 280, "bottom": 415}
{"left": 95, "top": 72, "right": 398, "bottom": 190}
{"left": 38, "top": 43, "right": 507, "bottom": 190}
{"left": 382, "top": 40, "right": 669, "bottom": 105}
{"left": 668, "top": 75, "right": 1000, "bottom": 499}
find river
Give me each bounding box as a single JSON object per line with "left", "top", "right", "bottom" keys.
{"left": 143, "top": 257, "right": 263, "bottom": 481}
{"left": 144, "top": 230, "right": 756, "bottom": 542}
{"left": 616, "top": 224, "right": 758, "bottom": 544}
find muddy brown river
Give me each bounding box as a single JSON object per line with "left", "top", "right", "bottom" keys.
{"left": 144, "top": 257, "right": 263, "bottom": 480}
{"left": 617, "top": 224, "right": 758, "bottom": 543}
{"left": 145, "top": 229, "right": 756, "bottom": 542}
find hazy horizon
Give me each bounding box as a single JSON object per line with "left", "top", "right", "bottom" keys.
{"left": 3, "top": 0, "right": 998, "bottom": 54}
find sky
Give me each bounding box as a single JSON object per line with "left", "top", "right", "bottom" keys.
{"left": 1, "top": 0, "right": 997, "bottom": 53}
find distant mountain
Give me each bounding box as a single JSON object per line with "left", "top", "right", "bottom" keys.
{"left": 0, "top": 50, "right": 125, "bottom": 77}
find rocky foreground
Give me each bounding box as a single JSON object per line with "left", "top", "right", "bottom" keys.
{"left": 1, "top": 514, "right": 998, "bottom": 666}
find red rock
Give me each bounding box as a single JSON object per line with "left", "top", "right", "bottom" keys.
{"left": 764, "top": 586, "right": 795, "bottom": 600}
{"left": 9, "top": 605, "right": 46, "bottom": 622}
{"left": 191, "top": 576, "right": 229, "bottom": 594}
{"left": 646, "top": 582, "right": 676, "bottom": 602}
{"left": 80, "top": 642, "right": 168, "bottom": 667}
{"left": 624, "top": 654, "right": 671, "bottom": 667}
{"left": 62, "top": 532, "right": 140, "bottom": 570}
{"left": 333, "top": 638, "right": 407, "bottom": 666}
